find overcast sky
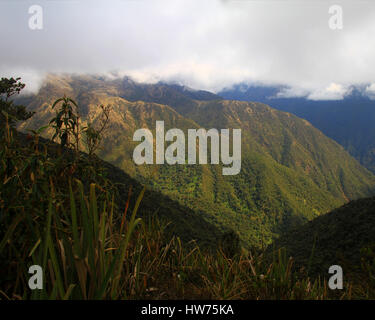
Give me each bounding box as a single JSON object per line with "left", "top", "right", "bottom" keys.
{"left": 1, "top": 0, "right": 375, "bottom": 99}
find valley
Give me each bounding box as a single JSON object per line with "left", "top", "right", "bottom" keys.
{"left": 17, "top": 74, "right": 375, "bottom": 249}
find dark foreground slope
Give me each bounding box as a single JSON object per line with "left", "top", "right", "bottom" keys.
{"left": 15, "top": 132, "right": 228, "bottom": 249}
{"left": 272, "top": 196, "right": 375, "bottom": 277}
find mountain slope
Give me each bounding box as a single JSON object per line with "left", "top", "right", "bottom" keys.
{"left": 17, "top": 74, "right": 375, "bottom": 248}
{"left": 219, "top": 84, "right": 375, "bottom": 173}
{"left": 180, "top": 99, "right": 374, "bottom": 201}
{"left": 271, "top": 196, "right": 375, "bottom": 277}
{"left": 14, "top": 131, "right": 226, "bottom": 249}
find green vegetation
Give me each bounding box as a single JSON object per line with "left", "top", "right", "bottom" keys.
{"left": 18, "top": 75, "right": 375, "bottom": 248}
{"left": 1, "top": 77, "right": 375, "bottom": 300}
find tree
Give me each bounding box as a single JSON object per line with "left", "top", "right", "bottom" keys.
{"left": 0, "top": 77, "right": 34, "bottom": 128}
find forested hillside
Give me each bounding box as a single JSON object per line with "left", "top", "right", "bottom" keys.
{"left": 17, "top": 74, "right": 375, "bottom": 248}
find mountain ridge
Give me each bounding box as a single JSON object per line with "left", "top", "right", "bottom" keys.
{"left": 17, "top": 74, "right": 375, "bottom": 248}
{"left": 219, "top": 83, "right": 375, "bottom": 173}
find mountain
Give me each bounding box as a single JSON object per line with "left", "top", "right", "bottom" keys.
{"left": 272, "top": 195, "right": 375, "bottom": 278}
{"left": 218, "top": 84, "right": 375, "bottom": 173}
{"left": 17, "top": 74, "right": 375, "bottom": 248}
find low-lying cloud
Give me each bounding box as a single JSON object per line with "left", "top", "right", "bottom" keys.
{"left": 1, "top": 0, "right": 375, "bottom": 99}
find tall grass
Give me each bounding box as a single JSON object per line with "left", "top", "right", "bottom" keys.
{"left": 1, "top": 172, "right": 343, "bottom": 300}
{"left": 22, "top": 179, "right": 144, "bottom": 300}
{"left": 1, "top": 173, "right": 372, "bottom": 300}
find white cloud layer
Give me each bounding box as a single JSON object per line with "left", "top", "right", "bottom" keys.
{"left": 307, "top": 83, "right": 350, "bottom": 101}
{"left": 1, "top": 0, "right": 375, "bottom": 99}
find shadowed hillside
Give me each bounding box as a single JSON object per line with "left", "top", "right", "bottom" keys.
{"left": 14, "top": 131, "right": 228, "bottom": 249}
{"left": 272, "top": 196, "right": 375, "bottom": 277}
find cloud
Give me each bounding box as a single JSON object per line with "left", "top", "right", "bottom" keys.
{"left": 276, "top": 87, "right": 309, "bottom": 99}
{"left": 1, "top": 0, "right": 375, "bottom": 98}
{"left": 365, "top": 83, "right": 375, "bottom": 100}
{"left": 307, "top": 83, "right": 350, "bottom": 101}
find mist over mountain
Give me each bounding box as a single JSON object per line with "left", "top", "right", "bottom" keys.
{"left": 219, "top": 84, "right": 375, "bottom": 173}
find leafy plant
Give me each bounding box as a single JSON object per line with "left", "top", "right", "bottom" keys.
{"left": 50, "top": 97, "right": 111, "bottom": 160}
{"left": 82, "top": 104, "right": 111, "bottom": 156}
{"left": 50, "top": 96, "right": 81, "bottom": 153}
